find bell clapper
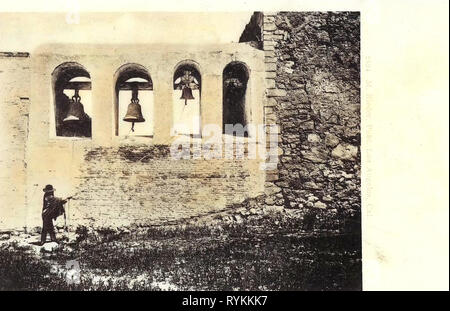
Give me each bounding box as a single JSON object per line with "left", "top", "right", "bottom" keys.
{"left": 73, "top": 88, "right": 80, "bottom": 102}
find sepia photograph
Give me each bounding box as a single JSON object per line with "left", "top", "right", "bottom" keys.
{"left": 0, "top": 0, "right": 448, "bottom": 294}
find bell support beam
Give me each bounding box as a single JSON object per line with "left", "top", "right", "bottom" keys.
{"left": 64, "top": 81, "right": 92, "bottom": 90}
{"left": 118, "top": 81, "right": 153, "bottom": 91}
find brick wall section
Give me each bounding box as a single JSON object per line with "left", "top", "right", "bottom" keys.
{"left": 68, "top": 145, "right": 264, "bottom": 228}
{"left": 262, "top": 12, "right": 361, "bottom": 214}
{"left": 263, "top": 13, "right": 283, "bottom": 184}
{"left": 0, "top": 53, "right": 31, "bottom": 229}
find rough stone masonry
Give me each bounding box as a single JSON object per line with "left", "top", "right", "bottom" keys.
{"left": 0, "top": 12, "right": 360, "bottom": 231}
{"left": 242, "top": 11, "right": 360, "bottom": 223}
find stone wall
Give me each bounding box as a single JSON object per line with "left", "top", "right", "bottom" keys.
{"left": 0, "top": 53, "right": 31, "bottom": 229}
{"left": 260, "top": 12, "right": 361, "bottom": 218}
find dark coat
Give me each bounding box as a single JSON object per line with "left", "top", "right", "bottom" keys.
{"left": 42, "top": 195, "right": 67, "bottom": 220}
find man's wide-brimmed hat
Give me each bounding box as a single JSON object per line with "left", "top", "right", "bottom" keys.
{"left": 43, "top": 184, "right": 55, "bottom": 192}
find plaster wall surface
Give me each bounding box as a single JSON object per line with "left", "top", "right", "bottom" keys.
{"left": 22, "top": 43, "right": 266, "bottom": 228}
{"left": 0, "top": 53, "right": 30, "bottom": 229}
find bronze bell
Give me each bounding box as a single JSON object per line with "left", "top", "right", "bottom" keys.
{"left": 180, "top": 86, "right": 195, "bottom": 101}
{"left": 63, "top": 89, "right": 85, "bottom": 122}
{"left": 123, "top": 86, "right": 145, "bottom": 132}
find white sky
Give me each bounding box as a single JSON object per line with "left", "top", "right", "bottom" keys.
{"left": 0, "top": 12, "right": 253, "bottom": 52}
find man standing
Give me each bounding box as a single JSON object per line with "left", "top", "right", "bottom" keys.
{"left": 41, "top": 184, "right": 70, "bottom": 245}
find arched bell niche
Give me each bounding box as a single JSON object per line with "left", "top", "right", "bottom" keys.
{"left": 172, "top": 60, "right": 202, "bottom": 138}
{"left": 114, "top": 63, "right": 154, "bottom": 137}
{"left": 52, "top": 62, "right": 92, "bottom": 137}
{"left": 222, "top": 62, "right": 250, "bottom": 136}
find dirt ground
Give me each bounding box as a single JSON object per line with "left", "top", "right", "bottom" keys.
{"left": 0, "top": 208, "right": 361, "bottom": 291}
